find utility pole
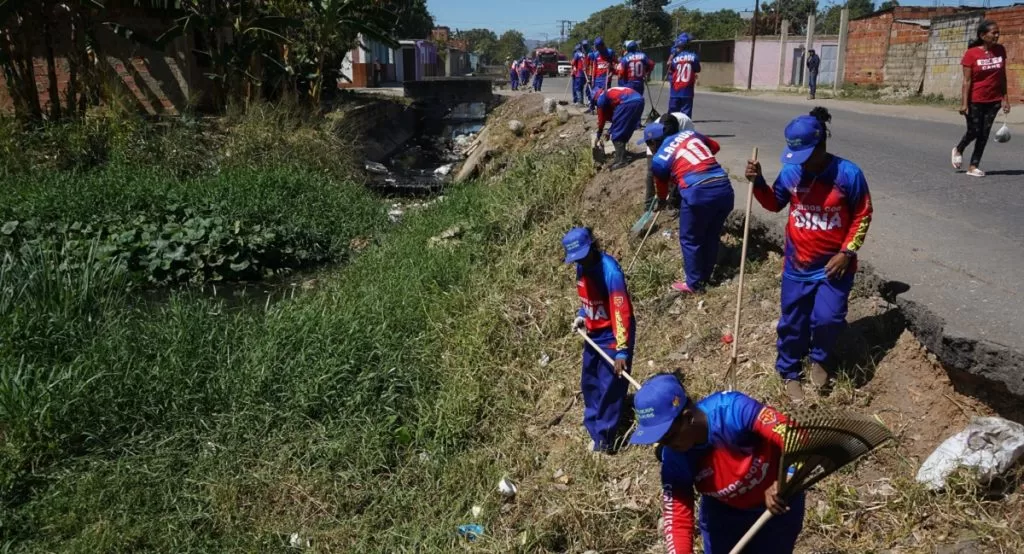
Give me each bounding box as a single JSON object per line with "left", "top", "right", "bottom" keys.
{"left": 747, "top": 0, "right": 760, "bottom": 90}
{"left": 557, "top": 20, "right": 575, "bottom": 45}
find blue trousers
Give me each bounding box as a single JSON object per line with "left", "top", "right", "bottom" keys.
{"left": 700, "top": 492, "right": 805, "bottom": 554}
{"left": 669, "top": 96, "right": 694, "bottom": 118}
{"left": 581, "top": 329, "right": 632, "bottom": 451}
{"left": 573, "top": 75, "right": 585, "bottom": 103}
{"left": 776, "top": 273, "right": 854, "bottom": 381}
{"left": 678, "top": 182, "right": 734, "bottom": 290}
{"left": 519, "top": 71, "right": 531, "bottom": 89}
{"left": 808, "top": 72, "right": 818, "bottom": 97}
{"left": 590, "top": 75, "right": 608, "bottom": 109}
{"left": 510, "top": 72, "right": 518, "bottom": 90}
{"left": 609, "top": 100, "right": 645, "bottom": 144}
{"left": 533, "top": 73, "right": 543, "bottom": 91}
{"left": 626, "top": 80, "right": 645, "bottom": 96}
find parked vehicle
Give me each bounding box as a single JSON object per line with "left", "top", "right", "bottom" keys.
{"left": 557, "top": 61, "right": 571, "bottom": 76}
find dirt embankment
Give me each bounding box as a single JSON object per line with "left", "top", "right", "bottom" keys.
{"left": 478, "top": 94, "right": 1023, "bottom": 553}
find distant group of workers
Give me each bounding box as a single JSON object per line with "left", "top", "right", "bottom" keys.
{"left": 506, "top": 56, "right": 544, "bottom": 92}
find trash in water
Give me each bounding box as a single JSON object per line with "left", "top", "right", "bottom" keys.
{"left": 498, "top": 477, "right": 518, "bottom": 498}
{"left": 916, "top": 417, "right": 1024, "bottom": 490}
{"left": 364, "top": 161, "right": 388, "bottom": 175}
{"left": 434, "top": 164, "right": 453, "bottom": 177}
{"left": 457, "top": 524, "right": 484, "bottom": 541}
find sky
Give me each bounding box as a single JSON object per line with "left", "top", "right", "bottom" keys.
{"left": 426, "top": 0, "right": 1017, "bottom": 42}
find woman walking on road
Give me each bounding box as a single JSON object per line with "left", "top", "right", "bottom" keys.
{"left": 952, "top": 20, "right": 1010, "bottom": 178}
{"left": 745, "top": 108, "right": 873, "bottom": 403}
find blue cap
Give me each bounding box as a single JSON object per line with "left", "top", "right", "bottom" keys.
{"left": 676, "top": 32, "right": 691, "bottom": 45}
{"left": 582, "top": 39, "right": 589, "bottom": 46}
{"left": 637, "top": 122, "right": 667, "bottom": 145}
{"left": 781, "top": 115, "right": 825, "bottom": 164}
{"left": 594, "top": 36, "right": 604, "bottom": 47}
{"left": 562, "top": 227, "right": 593, "bottom": 263}
{"left": 626, "top": 40, "right": 638, "bottom": 51}
{"left": 629, "top": 374, "right": 688, "bottom": 445}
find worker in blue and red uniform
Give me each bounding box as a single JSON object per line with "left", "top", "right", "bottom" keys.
{"left": 667, "top": 33, "right": 700, "bottom": 118}
{"left": 532, "top": 55, "right": 544, "bottom": 91}
{"left": 745, "top": 107, "right": 873, "bottom": 403}
{"left": 647, "top": 120, "right": 735, "bottom": 294}
{"left": 508, "top": 57, "right": 519, "bottom": 91}
{"left": 519, "top": 57, "right": 534, "bottom": 92}
{"left": 588, "top": 37, "right": 617, "bottom": 111}
{"left": 618, "top": 40, "right": 655, "bottom": 96}
{"left": 564, "top": 227, "right": 635, "bottom": 452}
{"left": 572, "top": 43, "right": 587, "bottom": 105}
{"left": 630, "top": 373, "right": 804, "bottom": 554}
{"left": 595, "top": 86, "right": 645, "bottom": 170}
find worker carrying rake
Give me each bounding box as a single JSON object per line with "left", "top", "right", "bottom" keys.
{"left": 629, "top": 373, "right": 804, "bottom": 554}
{"left": 745, "top": 108, "right": 873, "bottom": 403}
{"left": 563, "top": 227, "right": 635, "bottom": 453}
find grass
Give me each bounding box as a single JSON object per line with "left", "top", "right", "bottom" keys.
{"left": 0, "top": 124, "right": 598, "bottom": 550}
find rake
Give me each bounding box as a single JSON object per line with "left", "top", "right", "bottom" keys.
{"left": 724, "top": 146, "right": 758, "bottom": 391}
{"left": 576, "top": 328, "right": 642, "bottom": 390}
{"left": 728, "top": 407, "right": 893, "bottom": 554}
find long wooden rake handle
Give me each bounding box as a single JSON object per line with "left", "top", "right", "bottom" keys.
{"left": 728, "top": 510, "right": 773, "bottom": 554}
{"left": 725, "top": 146, "right": 758, "bottom": 391}
{"left": 576, "top": 328, "right": 642, "bottom": 390}
{"left": 627, "top": 210, "right": 661, "bottom": 273}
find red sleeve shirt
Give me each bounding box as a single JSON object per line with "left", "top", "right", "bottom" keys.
{"left": 962, "top": 44, "right": 1007, "bottom": 104}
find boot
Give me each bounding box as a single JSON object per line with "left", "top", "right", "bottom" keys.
{"left": 809, "top": 361, "right": 831, "bottom": 390}
{"left": 610, "top": 141, "right": 628, "bottom": 170}
{"left": 785, "top": 380, "right": 805, "bottom": 404}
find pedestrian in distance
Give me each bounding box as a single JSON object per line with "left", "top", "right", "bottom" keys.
{"left": 805, "top": 49, "right": 820, "bottom": 100}
{"left": 667, "top": 33, "right": 700, "bottom": 118}
{"left": 952, "top": 20, "right": 1011, "bottom": 178}
{"left": 646, "top": 116, "right": 734, "bottom": 294}
{"left": 643, "top": 112, "right": 692, "bottom": 210}
{"left": 745, "top": 107, "right": 873, "bottom": 403}
{"left": 594, "top": 86, "right": 646, "bottom": 170}
{"left": 619, "top": 40, "right": 655, "bottom": 97}
{"left": 532, "top": 55, "right": 544, "bottom": 91}
{"left": 564, "top": 227, "right": 635, "bottom": 453}
{"left": 629, "top": 373, "right": 805, "bottom": 554}
{"left": 518, "top": 57, "right": 533, "bottom": 93}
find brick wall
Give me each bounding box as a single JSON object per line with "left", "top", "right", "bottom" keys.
{"left": 884, "top": 21, "right": 930, "bottom": 90}
{"left": 845, "top": 11, "right": 893, "bottom": 85}
{"left": 987, "top": 5, "right": 1024, "bottom": 103}
{"left": 922, "top": 11, "right": 984, "bottom": 100}
{"left": 845, "top": 7, "right": 965, "bottom": 87}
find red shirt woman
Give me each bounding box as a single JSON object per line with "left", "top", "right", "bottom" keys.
{"left": 952, "top": 20, "right": 1011, "bottom": 178}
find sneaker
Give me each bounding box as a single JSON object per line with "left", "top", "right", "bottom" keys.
{"left": 966, "top": 167, "right": 985, "bottom": 177}
{"left": 952, "top": 147, "right": 962, "bottom": 170}
{"left": 809, "top": 362, "right": 831, "bottom": 389}
{"left": 670, "top": 281, "right": 699, "bottom": 294}
{"left": 785, "top": 380, "right": 805, "bottom": 403}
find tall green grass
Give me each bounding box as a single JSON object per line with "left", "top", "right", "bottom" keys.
{"left": 0, "top": 146, "right": 593, "bottom": 551}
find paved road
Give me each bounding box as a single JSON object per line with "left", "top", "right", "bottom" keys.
{"left": 531, "top": 77, "right": 1024, "bottom": 392}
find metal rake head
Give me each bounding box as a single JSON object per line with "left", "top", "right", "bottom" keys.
{"left": 776, "top": 407, "right": 894, "bottom": 498}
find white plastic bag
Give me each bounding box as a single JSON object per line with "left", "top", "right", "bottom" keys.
{"left": 994, "top": 121, "right": 1011, "bottom": 143}
{"left": 916, "top": 417, "right": 1024, "bottom": 490}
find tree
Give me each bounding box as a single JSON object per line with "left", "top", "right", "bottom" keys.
{"left": 383, "top": 0, "right": 434, "bottom": 39}
{"left": 495, "top": 30, "right": 526, "bottom": 61}
{"left": 626, "top": 0, "right": 672, "bottom": 47}
{"left": 456, "top": 28, "right": 499, "bottom": 62}
{"left": 672, "top": 8, "right": 748, "bottom": 40}
{"left": 879, "top": 0, "right": 899, "bottom": 10}
{"left": 818, "top": 0, "right": 873, "bottom": 34}
{"left": 566, "top": 4, "right": 633, "bottom": 51}
{"left": 760, "top": 0, "right": 818, "bottom": 34}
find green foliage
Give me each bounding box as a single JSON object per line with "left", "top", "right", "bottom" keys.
{"left": 672, "top": 8, "right": 749, "bottom": 40}
{"left": 819, "top": 0, "right": 875, "bottom": 34}
{"left": 879, "top": 0, "right": 899, "bottom": 11}
{"left": 384, "top": 0, "right": 435, "bottom": 39}
{"left": 0, "top": 147, "right": 594, "bottom": 551}
{"left": 567, "top": 4, "right": 634, "bottom": 50}
{"left": 457, "top": 28, "right": 500, "bottom": 62}
{"left": 626, "top": 0, "right": 673, "bottom": 47}
{"left": 761, "top": 0, "right": 819, "bottom": 34}
{"left": 496, "top": 29, "right": 528, "bottom": 60}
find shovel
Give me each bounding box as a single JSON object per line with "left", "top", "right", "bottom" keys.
{"left": 644, "top": 80, "right": 661, "bottom": 123}
{"left": 630, "top": 198, "right": 657, "bottom": 237}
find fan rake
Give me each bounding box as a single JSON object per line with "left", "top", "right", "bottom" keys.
{"left": 728, "top": 407, "right": 894, "bottom": 554}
